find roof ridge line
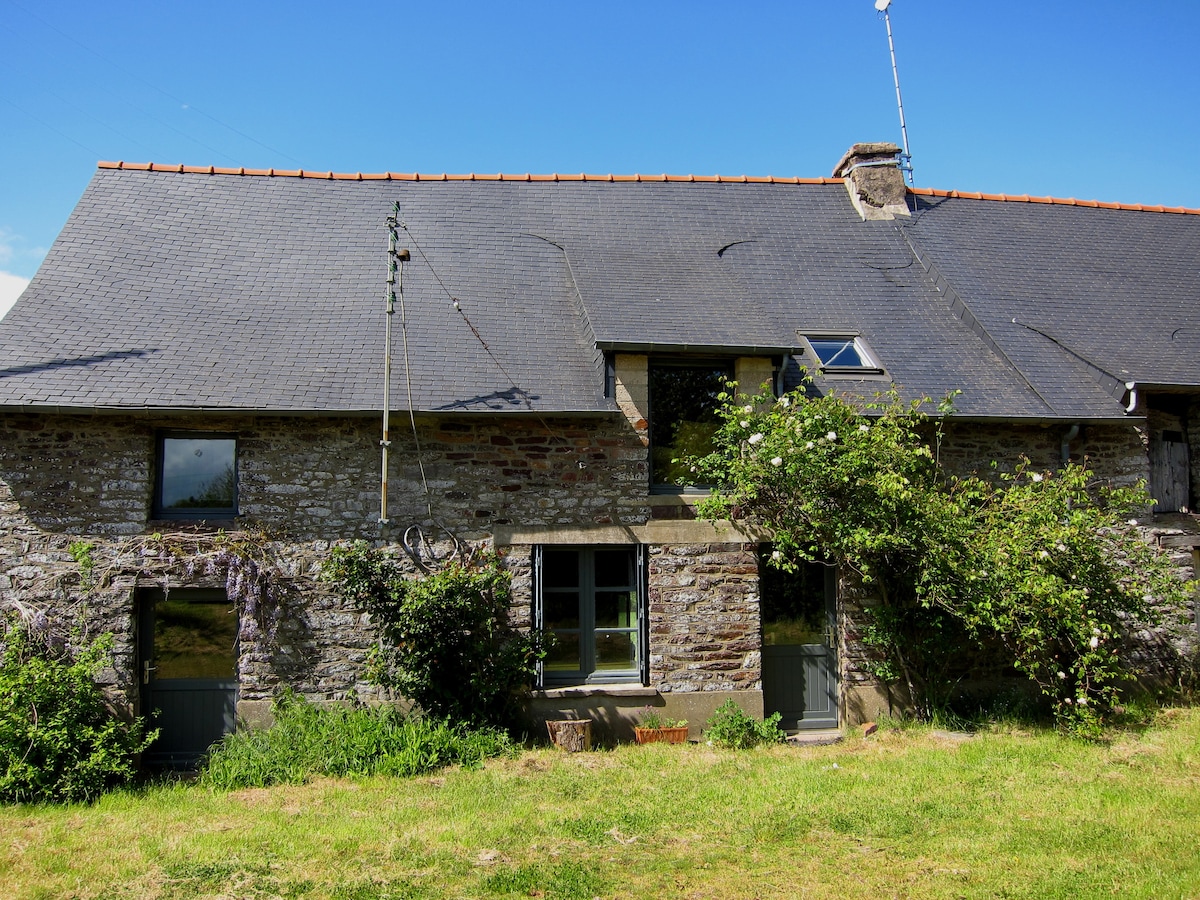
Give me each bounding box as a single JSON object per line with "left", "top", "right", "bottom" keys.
{"left": 95, "top": 161, "right": 844, "bottom": 186}
{"left": 93, "top": 163, "right": 1200, "bottom": 213}
{"left": 910, "top": 185, "right": 1200, "bottom": 216}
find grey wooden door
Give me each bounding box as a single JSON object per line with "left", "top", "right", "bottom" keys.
{"left": 139, "top": 589, "right": 238, "bottom": 767}
{"left": 1150, "top": 430, "right": 1191, "bottom": 514}
{"left": 760, "top": 561, "right": 838, "bottom": 730}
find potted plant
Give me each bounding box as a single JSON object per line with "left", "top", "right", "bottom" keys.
{"left": 633, "top": 706, "right": 689, "bottom": 744}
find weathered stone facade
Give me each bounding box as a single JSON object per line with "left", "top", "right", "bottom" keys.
{"left": 648, "top": 542, "right": 761, "bottom": 693}
{"left": 0, "top": 407, "right": 769, "bottom": 740}
{"left": 2, "top": 388, "right": 1196, "bottom": 742}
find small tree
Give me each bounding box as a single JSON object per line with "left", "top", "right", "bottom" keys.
{"left": 321, "top": 545, "right": 543, "bottom": 730}
{"left": 691, "top": 382, "right": 1193, "bottom": 733}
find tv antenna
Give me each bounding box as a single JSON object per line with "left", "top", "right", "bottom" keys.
{"left": 875, "top": 0, "right": 914, "bottom": 185}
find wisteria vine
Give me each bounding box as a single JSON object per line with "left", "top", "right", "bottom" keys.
{"left": 15, "top": 529, "right": 300, "bottom": 646}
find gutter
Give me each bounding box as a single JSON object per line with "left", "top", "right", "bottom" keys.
{"left": 596, "top": 341, "right": 803, "bottom": 356}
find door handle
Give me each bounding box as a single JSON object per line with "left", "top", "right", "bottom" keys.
{"left": 142, "top": 660, "right": 157, "bottom": 684}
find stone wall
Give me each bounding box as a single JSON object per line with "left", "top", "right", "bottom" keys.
{"left": 0, "top": 411, "right": 768, "bottom": 723}
{"left": 0, "top": 411, "right": 651, "bottom": 541}
{"left": 2, "top": 406, "right": 1194, "bottom": 733}
{"left": 648, "top": 542, "right": 761, "bottom": 694}
{"left": 938, "top": 420, "right": 1149, "bottom": 487}
{"left": 0, "top": 409, "right": 652, "bottom": 713}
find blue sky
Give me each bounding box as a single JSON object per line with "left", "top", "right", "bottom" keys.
{"left": 2, "top": 0, "right": 1198, "bottom": 315}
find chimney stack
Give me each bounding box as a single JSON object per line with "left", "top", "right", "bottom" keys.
{"left": 832, "top": 142, "right": 910, "bottom": 220}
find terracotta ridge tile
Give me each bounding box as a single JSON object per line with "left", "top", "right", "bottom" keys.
{"left": 97, "top": 161, "right": 849, "bottom": 188}
{"left": 101, "top": 162, "right": 1196, "bottom": 213}
{"left": 909, "top": 185, "right": 1200, "bottom": 216}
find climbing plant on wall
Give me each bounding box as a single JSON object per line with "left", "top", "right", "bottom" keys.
{"left": 57, "top": 528, "right": 297, "bottom": 644}
{"left": 690, "top": 381, "right": 1194, "bottom": 735}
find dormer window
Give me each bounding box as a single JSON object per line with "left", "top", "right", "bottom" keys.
{"left": 800, "top": 334, "right": 886, "bottom": 377}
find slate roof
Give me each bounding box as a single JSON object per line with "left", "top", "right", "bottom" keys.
{"left": 0, "top": 164, "right": 1195, "bottom": 419}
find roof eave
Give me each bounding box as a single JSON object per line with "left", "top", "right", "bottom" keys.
{"left": 597, "top": 341, "right": 803, "bottom": 356}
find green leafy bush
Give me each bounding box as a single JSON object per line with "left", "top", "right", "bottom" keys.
{"left": 0, "top": 616, "right": 155, "bottom": 803}
{"left": 201, "top": 691, "right": 514, "bottom": 789}
{"left": 321, "top": 545, "right": 543, "bottom": 730}
{"left": 691, "top": 381, "right": 1196, "bottom": 735}
{"left": 704, "top": 700, "right": 785, "bottom": 749}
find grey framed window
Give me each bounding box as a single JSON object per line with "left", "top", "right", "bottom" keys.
{"left": 154, "top": 433, "right": 238, "bottom": 519}
{"left": 535, "top": 545, "right": 647, "bottom": 686}
{"left": 649, "top": 359, "right": 732, "bottom": 491}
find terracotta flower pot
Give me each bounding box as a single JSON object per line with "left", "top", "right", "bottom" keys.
{"left": 634, "top": 725, "right": 690, "bottom": 744}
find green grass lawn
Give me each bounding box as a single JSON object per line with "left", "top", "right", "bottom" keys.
{"left": 3, "top": 708, "right": 1199, "bottom": 899}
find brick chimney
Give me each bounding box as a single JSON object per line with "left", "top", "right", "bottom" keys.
{"left": 832, "top": 142, "right": 910, "bottom": 220}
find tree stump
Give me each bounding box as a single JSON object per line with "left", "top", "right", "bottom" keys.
{"left": 546, "top": 718, "right": 592, "bottom": 752}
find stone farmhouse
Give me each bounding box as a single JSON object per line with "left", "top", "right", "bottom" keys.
{"left": 0, "top": 143, "right": 1197, "bottom": 763}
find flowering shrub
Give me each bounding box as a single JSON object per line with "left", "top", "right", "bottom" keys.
{"left": 691, "top": 382, "right": 1193, "bottom": 735}
{"left": 58, "top": 530, "right": 295, "bottom": 646}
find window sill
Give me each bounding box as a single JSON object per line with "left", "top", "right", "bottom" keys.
{"left": 650, "top": 486, "right": 711, "bottom": 497}
{"left": 648, "top": 493, "right": 704, "bottom": 507}
{"left": 147, "top": 516, "right": 240, "bottom": 529}
{"left": 532, "top": 684, "right": 656, "bottom": 700}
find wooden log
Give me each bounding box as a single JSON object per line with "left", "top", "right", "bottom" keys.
{"left": 546, "top": 718, "right": 592, "bottom": 752}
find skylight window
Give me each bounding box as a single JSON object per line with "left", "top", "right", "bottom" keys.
{"left": 800, "top": 335, "right": 886, "bottom": 376}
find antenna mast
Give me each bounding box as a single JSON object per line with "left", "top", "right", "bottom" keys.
{"left": 875, "top": 0, "right": 914, "bottom": 185}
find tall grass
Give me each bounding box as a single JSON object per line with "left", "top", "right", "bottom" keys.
{"left": 199, "top": 692, "right": 514, "bottom": 789}
{"left": 2, "top": 708, "right": 1198, "bottom": 898}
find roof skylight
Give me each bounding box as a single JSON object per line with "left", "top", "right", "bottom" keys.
{"left": 800, "top": 334, "right": 886, "bottom": 377}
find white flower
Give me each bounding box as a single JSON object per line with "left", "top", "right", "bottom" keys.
{"left": 826, "top": 431, "right": 837, "bottom": 441}
{"left": 771, "top": 550, "right": 782, "bottom": 561}
{"left": 805, "top": 441, "right": 815, "bottom": 450}
{"left": 1039, "top": 550, "right": 1050, "bottom": 560}
{"left": 1064, "top": 697, "right": 1073, "bottom": 704}
{"left": 770, "top": 457, "right": 783, "bottom": 467}
{"left": 778, "top": 396, "right": 790, "bottom": 407}
{"left": 1057, "top": 671, "right": 1066, "bottom": 679}
{"left": 748, "top": 433, "right": 764, "bottom": 445}
{"left": 742, "top": 405, "right": 753, "bottom": 414}
{"left": 1030, "top": 472, "right": 1044, "bottom": 482}
{"left": 739, "top": 420, "right": 750, "bottom": 428}
{"left": 1077, "top": 696, "right": 1087, "bottom": 706}
{"left": 1089, "top": 635, "right": 1099, "bottom": 649}
{"left": 858, "top": 424, "right": 870, "bottom": 433}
